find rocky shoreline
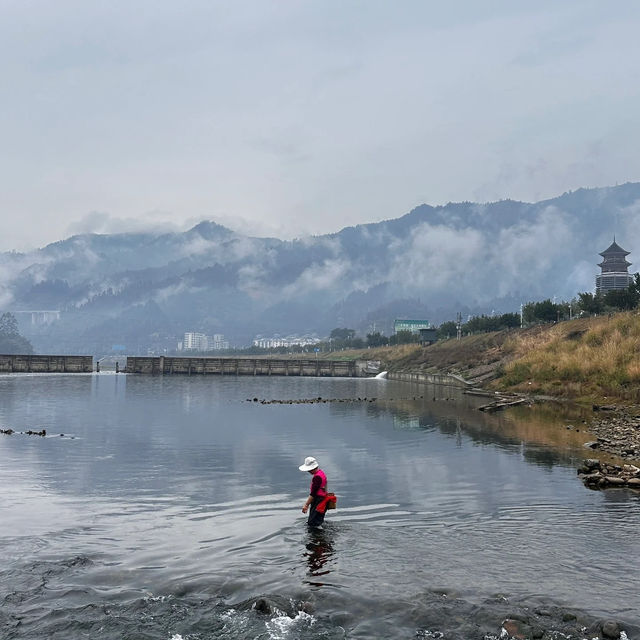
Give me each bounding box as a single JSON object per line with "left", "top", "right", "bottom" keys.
{"left": 585, "top": 404, "right": 640, "bottom": 461}
{"left": 578, "top": 458, "right": 640, "bottom": 490}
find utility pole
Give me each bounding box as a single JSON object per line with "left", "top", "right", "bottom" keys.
{"left": 456, "top": 312, "right": 462, "bottom": 341}
{"left": 520, "top": 303, "right": 524, "bottom": 329}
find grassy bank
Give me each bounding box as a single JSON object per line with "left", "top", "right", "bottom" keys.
{"left": 327, "top": 312, "right": 640, "bottom": 403}
{"left": 496, "top": 312, "right": 640, "bottom": 402}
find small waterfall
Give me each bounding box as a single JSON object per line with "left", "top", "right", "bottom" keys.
{"left": 374, "top": 371, "right": 388, "bottom": 379}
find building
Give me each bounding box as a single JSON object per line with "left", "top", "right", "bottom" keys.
{"left": 211, "top": 334, "right": 229, "bottom": 350}
{"left": 419, "top": 327, "right": 437, "bottom": 345}
{"left": 183, "top": 332, "right": 209, "bottom": 351}
{"left": 181, "top": 332, "right": 229, "bottom": 351}
{"left": 595, "top": 239, "right": 635, "bottom": 295}
{"left": 393, "top": 319, "right": 430, "bottom": 334}
{"left": 252, "top": 334, "right": 321, "bottom": 349}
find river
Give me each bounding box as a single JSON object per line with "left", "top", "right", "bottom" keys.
{"left": 1, "top": 373, "right": 639, "bottom": 639}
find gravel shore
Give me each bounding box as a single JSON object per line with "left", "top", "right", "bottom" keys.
{"left": 586, "top": 404, "right": 640, "bottom": 462}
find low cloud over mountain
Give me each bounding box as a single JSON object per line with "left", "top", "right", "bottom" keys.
{"left": 1, "top": 183, "right": 639, "bottom": 353}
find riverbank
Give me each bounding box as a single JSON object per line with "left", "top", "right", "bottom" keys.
{"left": 331, "top": 312, "right": 640, "bottom": 403}
{"left": 329, "top": 312, "right": 640, "bottom": 462}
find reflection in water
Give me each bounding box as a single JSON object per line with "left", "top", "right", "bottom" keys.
{"left": 2, "top": 374, "right": 640, "bottom": 639}
{"left": 304, "top": 526, "right": 335, "bottom": 586}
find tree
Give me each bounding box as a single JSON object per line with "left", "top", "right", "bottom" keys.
{"left": 500, "top": 312, "right": 521, "bottom": 328}
{"left": 604, "top": 288, "right": 639, "bottom": 311}
{"left": 437, "top": 321, "right": 458, "bottom": 339}
{"left": 577, "top": 292, "right": 604, "bottom": 315}
{"left": 366, "top": 332, "right": 389, "bottom": 347}
{"left": 329, "top": 328, "right": 356, "bottom": 341}
{"left": 0, "top": 312, "right": 19, "bottom": 336}
{"left": 523, "top": 299, "right": 561, "bottom": 323}
{"left": 0, "top": 313, "right": 34, "bottom": 355}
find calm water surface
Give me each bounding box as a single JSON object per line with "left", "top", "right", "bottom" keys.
{"left": 1, "top": 373, "right": 639, "bottom": 639}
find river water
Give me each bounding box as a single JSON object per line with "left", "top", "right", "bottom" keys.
{"left": 1, "top": 373, "right": 639, "bottom": 639}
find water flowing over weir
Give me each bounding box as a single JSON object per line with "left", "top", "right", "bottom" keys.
{"left": 1, "top": 373, "right": 640, "bottom": 639}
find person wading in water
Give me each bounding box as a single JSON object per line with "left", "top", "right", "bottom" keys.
{"left": 299, "top": 456, "right": 331, "bottom": 528}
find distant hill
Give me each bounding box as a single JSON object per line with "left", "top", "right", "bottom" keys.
{"left": 1, "top": 182, "right": 640, "bottom": 354}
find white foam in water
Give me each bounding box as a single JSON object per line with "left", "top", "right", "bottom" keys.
{"left": 169, "top": 635, "right": 184, "bottom": 640}
{"left": 265, "top": 610, "right": 315, "bottom": 640}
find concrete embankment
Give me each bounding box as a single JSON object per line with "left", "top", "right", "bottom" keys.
{"left": 387, "top": 370, "right": 474, "bottom": 388}
{"left": 0, "top": 354, "right": 93, "bottom": 373}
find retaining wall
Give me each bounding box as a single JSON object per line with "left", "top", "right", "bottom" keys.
{"left": 387, "top": 371, "right": 473, "bottom": 388}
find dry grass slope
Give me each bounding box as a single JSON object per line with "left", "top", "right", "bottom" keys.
{"left": 497, "top": 312, "right": 640, "bottom": 401}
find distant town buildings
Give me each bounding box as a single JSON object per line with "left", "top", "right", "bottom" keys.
{"left": 252, "top": 334, "right": 321, "bottom": 349}
{"left": 179, "top": 332, "right": 229, "bottom": 352}
{"left": 596, "top": 239, "right": 635, "bottom": 295}
{"left": 393, "top": 319, "right": 430, "bottom": 334}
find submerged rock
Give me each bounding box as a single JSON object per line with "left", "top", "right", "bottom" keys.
{"left": 233, "top": 594, "right": 309, "bottom": 618}
{"left": 602, "top": 620, "right": 622, "bottom": 638}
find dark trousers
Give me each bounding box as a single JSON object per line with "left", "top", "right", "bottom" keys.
{"left": 307, "top": 496, "right": 326, "bottom": 528}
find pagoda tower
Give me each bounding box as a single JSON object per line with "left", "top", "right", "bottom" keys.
{"left": 595, "top": 239, "right": 634, "bottom": 295}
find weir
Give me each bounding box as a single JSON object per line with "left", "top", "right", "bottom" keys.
{"left": 124, "top": 356, "right": 372, "bottom": 377}
{"left": 0, "top": 354, "right": 93, "bottom": 373}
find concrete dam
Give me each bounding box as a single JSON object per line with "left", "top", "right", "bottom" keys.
{"left": 0, "top": 353, "right": 379, "bottom": 378}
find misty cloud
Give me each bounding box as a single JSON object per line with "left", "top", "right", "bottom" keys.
{"left": 281, "top": 258, "right": 351, "bottom": 300}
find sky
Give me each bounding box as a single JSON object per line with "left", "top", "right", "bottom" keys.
{"left": 2, "top": 0, "right": 640, "bottom": 251}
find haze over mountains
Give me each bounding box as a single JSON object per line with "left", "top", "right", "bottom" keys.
{"left": 2, "top": 183, "right": 640, "bottom": 354}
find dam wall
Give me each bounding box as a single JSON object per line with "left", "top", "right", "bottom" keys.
{"left": 125, "top": 356, "right": 372, "bottom": 377}
{"left": 0, "top": 354, "right": 93, "bottom": 373}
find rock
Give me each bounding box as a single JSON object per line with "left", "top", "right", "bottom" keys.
{"left": 502, "top": 619, "right": 527, "bottom": 639}
{"left": 581, "top": 472, "right": 602, "bottom": 485}
{"left": 623, "top": 464, "right": 640, "bottom": 475}
{"left": 605, "top": 476, "right": 626, "bottom": 486}
{"left": 627, "top": 478, "right": 640, "bottom": 488}
{"left": 253, "top": 598, "right": 273, "bottom": 614}
{"left": 235, "top": 595, "right": 300, "bottom": 618}
{"left": 584, "top": 441, "right": 600, "bottom": 449}
{"left": 583, "top": 459, "right": 601, "bottom": 471}
{"left": 602, "top": 620, "right": 621, "bottom": 638}
{"left": 562, "top": 612, "right": 577, "bottom": 622}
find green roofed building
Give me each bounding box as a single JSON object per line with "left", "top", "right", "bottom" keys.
{"left": 394, "top": 319, "right": 430, "bottom": 334}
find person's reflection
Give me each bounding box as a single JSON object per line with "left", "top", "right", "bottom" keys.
{"left": 303, "top": 526, "right": 335, "bottom": 586}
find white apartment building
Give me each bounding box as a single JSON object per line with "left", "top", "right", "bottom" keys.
{"left": 211, "top": 334, "right": 230, "bottom": 350}
{"left": 183, "top": 332, "right": 209, "bottom": 351}
{"left": 181, "top": 332, "right": 229, "bottom": 351}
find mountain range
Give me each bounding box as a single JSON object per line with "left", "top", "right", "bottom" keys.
{"left": 2, "top": 182, "right": 640, "bottom": 354}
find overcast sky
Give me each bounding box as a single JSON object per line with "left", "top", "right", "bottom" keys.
{"left": 2, "top": 0, "right": 640, "bottom": 251}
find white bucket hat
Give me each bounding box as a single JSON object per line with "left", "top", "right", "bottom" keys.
{"left": 298, "top": 456, "right": 319, "bottom": 471}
